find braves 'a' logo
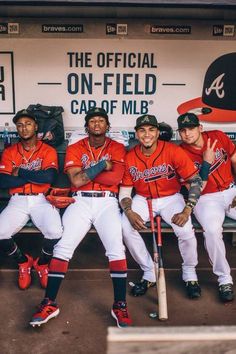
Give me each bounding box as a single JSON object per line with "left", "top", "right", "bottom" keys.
{"left": 205, "top": 73, "right": 225, "bottom": 98}
{"left": 129, "top": 164, "right": 176, "bottom": 183}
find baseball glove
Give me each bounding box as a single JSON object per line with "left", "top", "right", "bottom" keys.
{"left": 46, "top": 188, "right": 75, "bottom": 208}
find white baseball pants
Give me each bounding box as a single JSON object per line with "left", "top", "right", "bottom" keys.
{"left": 122, "top": 193, "right": 198, "bottom": 283}
{"left": 194, "top": 187, "right": 236, "bottom": 286}
{"left": 53, "top": 195, "right": 125, "bottom": 262}
{"left": 0, "top": 194, "right": 63, "bottom": 240}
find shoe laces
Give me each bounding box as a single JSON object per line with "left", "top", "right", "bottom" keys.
{"left": 19, "top": 265, "right": 30, "bottom": 275}
{"left": 186, "top": 281, "right": 199, "bottom": 288}
{"left": 114, "top": 302, "right": 129, "bottom": 319}
{"left": 220, "top": 284, "right": 232, "bottom": 292}
{"left": 38, "top": 299, "right": 55, "bottom": 312}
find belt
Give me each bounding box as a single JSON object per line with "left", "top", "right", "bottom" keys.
{"left": 73, "top": 191, "right": 117, "bottom": 198}
{"left": 12, "top": 193, "right": 40, "bottom": 196}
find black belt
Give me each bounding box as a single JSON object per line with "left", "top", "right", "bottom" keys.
{"left": 73, "top": 191, "right": 117, "bottom": 198}
{"left": 12, "top": 193, "right": 40, "bottom": 196}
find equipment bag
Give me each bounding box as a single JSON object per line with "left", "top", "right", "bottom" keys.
{"left": 27, "top": 103, "right": 65, "bottom": 147}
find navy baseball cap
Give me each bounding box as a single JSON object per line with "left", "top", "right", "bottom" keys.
{"left": 135, "top": 114, "right": 159, "bottom": 131}
{"left": 177, "top": 113, "right": 200, "bottom": 130}
{"left": 177, "top": 52, "right": 236, "bottom": 123}
{"left": 13, "top": 109, "right": 37, "bottom": 124}
{"left": 85, "top": 107, "right": 109, "bottom": 124}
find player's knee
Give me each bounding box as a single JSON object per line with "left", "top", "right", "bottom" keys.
{"left": 203, "top": 224, "right": 223, "bottom": 238}
{"left": 53, "top": 243, "right": 74, "bottom": 261}
{"left": 43, "top": 225, "right": 63, "bottom": 240}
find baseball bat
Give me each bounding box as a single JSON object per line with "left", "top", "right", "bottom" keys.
{"left": 147, "top": 198, "right": 159, "bottom": 315}
{"left": 156, "top": 215, "right": 168, "bottom": 321}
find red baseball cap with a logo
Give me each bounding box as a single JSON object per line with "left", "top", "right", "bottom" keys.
{"left": 177, "top": 52, "right": 236, "bottom": 123}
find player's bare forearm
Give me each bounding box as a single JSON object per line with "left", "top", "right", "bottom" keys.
{"left": 68, "top": 169, "right": 90, "bottom": 188}
{"left": 171, "top": 206, "right": 192, "bottom": 227}
{"left": 120, "top": 197, "right": 132, "bottom": 212}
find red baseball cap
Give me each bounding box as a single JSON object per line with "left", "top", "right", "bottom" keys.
{"left": 177, "top": 52, "right": 236, "bottom": 123}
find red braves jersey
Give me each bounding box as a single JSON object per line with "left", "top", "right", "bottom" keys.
{"left": 0, "top": 141, "right": 58, "bottom": 195}
{"left": 121, "top": 140, "right": 197, "bottom": 198}
{"left": 64, "top": 137, "right": 125, "bottom": 193}
{"left": 181, "top": 130, "right": 236, "bottom": 195}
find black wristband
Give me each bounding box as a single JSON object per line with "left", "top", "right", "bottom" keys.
{"left": 85, "top": 160, "right": 107, "bottom": 180}
{"left": 199, "top": 161, "right": 211, "bottom": 181}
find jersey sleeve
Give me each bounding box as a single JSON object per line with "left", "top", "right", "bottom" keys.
{"left": 173, "top": 145, "right": 198, "bottom": 181}
{"left": 216, "top": 131, "right": 236, "bottom": 157}
{"left": 111, "top": 141, "right": 126, "bottom": 164}
{"left": 41, "top": 146, "right": 58, "bottom": 170}
{"left": 0, "top": 148, "right": 14, "bottom": 175}
{"left": 120, "top": 155, "right": 134, "bottom": 187}
{"left": 64, "top": 143, "right": 82, "bottom": 172}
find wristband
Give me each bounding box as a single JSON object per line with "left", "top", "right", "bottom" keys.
{"left": 199, "top": 161, "right": 211, "bottom": 181}
{"left": 85, "top": 160, "right": 106, "bottom": 180}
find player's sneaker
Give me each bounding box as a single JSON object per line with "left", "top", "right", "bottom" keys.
{"left": 219, "top": 283, "right": 234, "bottom": 302}
{"left": 111, "top": 301, "right": 132, "bottom": 328}
{"left": 18, "top": 254, "right": 33, "bottom": 290}
{"left": 33, "top": 258, "right": 49, "bottom": 289}
{"left": 29, "top": 298, "right": 60, "bottom": 327}
{"left": 185, "top": 281, "right": 201, "bottom": 299}
{"left": 130, "top": 279, "right": 156, "bottom": 296}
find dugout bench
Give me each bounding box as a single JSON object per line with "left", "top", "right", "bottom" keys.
{"left": 0, "top": 139, "right": 236, "bottom": 245}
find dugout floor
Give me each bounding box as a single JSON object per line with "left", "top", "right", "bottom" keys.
{"left": 0, "top": 232, "right": 236, "bottom": 354}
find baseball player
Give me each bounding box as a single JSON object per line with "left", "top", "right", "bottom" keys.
{"left": 178, "top": 112, "right": 235, "bottom": 302}
{"left": 29, "top": 107, "right": 132, "bottom": 328}
{"left": 0, "top": 109, "right": 63, "bottom": 290}
{"left": 119, "top": 114, "right": 202, "bottom": 299}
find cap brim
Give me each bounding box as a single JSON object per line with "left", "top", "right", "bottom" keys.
{"left": 177, "top": 97, "right": 236, "bottom": 123}
{"left": 135, "top": 123, "right": 159, "bottom": 130}
{"left": 13, "top": 114, "right": 37, "bottom": 124}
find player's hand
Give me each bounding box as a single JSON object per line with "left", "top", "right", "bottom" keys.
{"left": 105, "top": 161, "right": 113, "bottom": 171}
{"left": 12, "top": 166, "right": 19, "bottom": 176}
{"left": 125, "top": 210, "right": 147, "bottom": 231}
{"left": 229, "top": 196, "right": 236, "bottom": 209}
{"left": 203, "top": 138, "right": 217, "bottom": 164}
{"left": 171, "top": 206, "right": 191, "bottom": 227}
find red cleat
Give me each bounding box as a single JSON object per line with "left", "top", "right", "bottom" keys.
{"left": 33, "top": 258, "right": 49, "bottom": 289}
{"left": 111, "top": 301, "right": 132, "bottom": 328}
{"left": 18, "top": 254, "right": 33, "bottom": 290}
{"left": 29, "top": 298, "right": 60, "bottom": 327}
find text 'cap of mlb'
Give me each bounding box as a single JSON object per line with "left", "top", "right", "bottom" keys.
{"left": 135, "top": 114, "right": 159, "bottom": 130}
{"left": 177, "top": 113, "right": 200, "bottom": 130}
{"left": 13, "top": 109, "right": 37, "bottom": 124}
{"left": 85, "top": 107, "right": 109, "bottom": 123}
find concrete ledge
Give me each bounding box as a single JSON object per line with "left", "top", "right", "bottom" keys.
{"left": 107, "top": 326, "right": 236, "bottom": 354}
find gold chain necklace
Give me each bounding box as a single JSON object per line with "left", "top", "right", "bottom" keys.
{"left": 20, "top": 144, "right": 36, "bottom": 163}
{"left": 87, "top": 139, "right": 107, "bottom": 163}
